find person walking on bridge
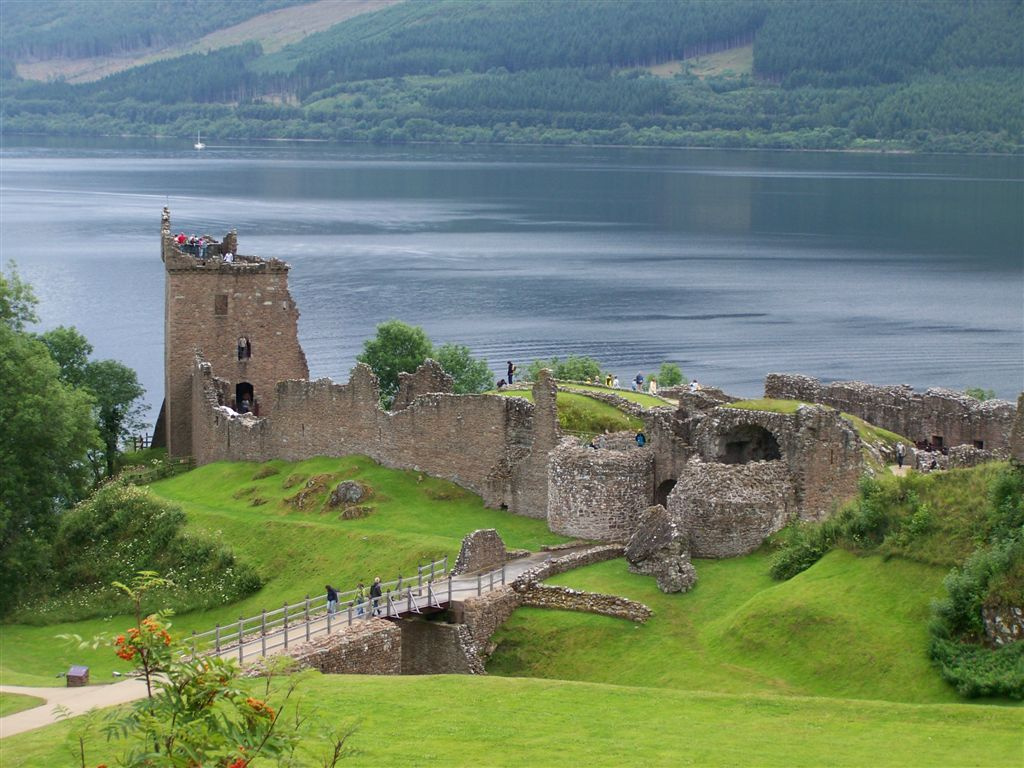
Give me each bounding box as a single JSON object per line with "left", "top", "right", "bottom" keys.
{"left": 370, "top": 576, "right": 383, "bottom": 616}
{"left": 326, "top": 584, "right": 339, "bottom": 616}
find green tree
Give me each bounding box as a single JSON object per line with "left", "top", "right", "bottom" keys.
{"left": 356, "top": 320, "right": 433, "bottom": 407}
{"left": 40, "top": 326, "right": 148, "bottom": 479}
{"left": 0, "top": 269, "right": 99, "bottom": 614}
{"left": 84, "top": 359, "right": 147, "bottom": 479}
{"left": 435, "top": 342, "right": 493, "bottom": 394}
{"left": 657, "top": 362, "right": 685, "bottom": 388}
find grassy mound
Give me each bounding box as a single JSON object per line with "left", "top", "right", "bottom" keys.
{"left": 489, "top": 551, "right": 961, "bottom": 704}
{"left": 0, "top": 456, "right": 566, "bottom": 686}
{"left": 3, "top": 674, "right": 1021, "bottom": 768}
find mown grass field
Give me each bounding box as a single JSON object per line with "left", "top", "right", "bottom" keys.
{"left": 491, "top": 389, "right": 644, "bottom": 436}
{"left": 0, "top": 693, "right": 43, "bottom": 718}
{"left": 2, "top": 674, "right": 1020, "bottom": 768}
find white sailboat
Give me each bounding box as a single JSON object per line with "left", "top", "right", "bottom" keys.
{"left": 194, "top": 130, "right": 205, "bottom": 150}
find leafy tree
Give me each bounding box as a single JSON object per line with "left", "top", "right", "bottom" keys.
{"left": 0, "top": 269, "right": 99, "bottom": 614}
{"left": 83, "top": 359, "right": 147, "bottom": 479}
{"left": 39, "top": 325, "right": 92, "bottom": 388}
{"left": 0, "top": 263, "right": 37, "bottom": 330}
{"left": 356, "top": 320, "right": 433, "bottom": 407}
{"left": 40, "top": 325, "right": 148, "bottom": 479}
{"left": 657, "top": 362, "right": 685, "bottom": 388}
{"left": 965, "top": 387, "right": 996, "bottom": 402}
{"left": 526, "top": 355, "right": 604, "bottom": 383}
{"left": 435, "top": 342, "right": 493, "bottom": 394}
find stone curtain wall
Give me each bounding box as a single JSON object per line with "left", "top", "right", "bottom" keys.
{"left": 451, "top": 529, "right": 508, "bottom": 576}
{"left": 764, "top": 373, "right": 1017, "bottom": 450}
{"left": 669, "top": 460, "right": 795, "bottom": 557}
{"left": 547, "top": 441, "right": 655, "bottom": 540}
{"left": 163, "top": 210, "right": 308, "bottom": 458}
{"left": 285, "top": 619, "right": 401, "bottom": 675}
{"left": 1011, "top": 393, "right": 1024, "bottom": 465}
{"left": 393, "top": 359, "right": 454, "bottom": 411}
{"left": 193, "top": 363, "right": 560, "bottom": 517}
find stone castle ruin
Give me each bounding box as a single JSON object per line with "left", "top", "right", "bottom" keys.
{"left": 159, "top": 210, "right": 1020, "bottom": 568}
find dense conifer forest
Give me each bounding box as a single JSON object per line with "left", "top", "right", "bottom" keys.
{"left": 2, "top": 0, "right": 1021, "bottom": 153}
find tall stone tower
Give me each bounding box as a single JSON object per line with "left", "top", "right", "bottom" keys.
{"left": 161, "top": 208, "right": 309, "bottom": 457}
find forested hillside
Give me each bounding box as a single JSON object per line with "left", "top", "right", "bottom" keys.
{"left": 2, "top": 0, "right": 1021, "bottom": 153}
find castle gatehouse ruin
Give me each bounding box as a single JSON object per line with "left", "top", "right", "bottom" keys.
{"left": 160, "top": 211, "right": 1019, "bottom": 555}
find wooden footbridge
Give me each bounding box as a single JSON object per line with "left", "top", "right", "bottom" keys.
{"left": 188, "top": 555, "right": 526, "bottom": 665}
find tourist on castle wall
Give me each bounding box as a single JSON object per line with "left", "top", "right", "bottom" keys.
{"left": 326, "top": 584, "right": 339, "bottom": 616}
{"left": 370, "top": 577, "right": 383, "bottom": 616}
{"left": 896, "top": 442, "right": 906, "bottom": 468}
{"left": 507, "top": 361, "right": 517, "bottom": 384}
{"left": 648, "top": 378, "right": 658, "bottom": 395}
{"left": 635, "top": 431, "right": 646, "bottom": 447}
{"left": 613, "top": 376, "right": 620, "bottom": 388}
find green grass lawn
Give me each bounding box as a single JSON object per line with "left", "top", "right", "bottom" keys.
{"left": 3, "top": 674, "right": 1021, "bottom": 768}
{"left": 489, "top": 550, "right": 987, "bottom": 705}
{"left": 0, "top": 456, "right": 567, "bottom": 687}
{"left": 555, "top": 382, "right": 675, "bottom": 408}
{"left": 0, "top": 692, "right": 44, "bottom": 717}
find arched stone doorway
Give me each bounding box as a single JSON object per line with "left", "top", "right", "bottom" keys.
{"left": 655, "top": 479, "right": 676, "bottom": 508}
{"left": 716, "top": 424, "right": 781, "bottom": 464}
{"left": 235, "top": 381, "right": 254, "bottom": 414}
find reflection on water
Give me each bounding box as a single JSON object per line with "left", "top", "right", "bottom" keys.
{"left": 1, "top": 137, "right": 1021, "bottom": 422}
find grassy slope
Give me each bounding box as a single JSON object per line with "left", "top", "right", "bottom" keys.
{"left": 0, "top": 456, "right": 566, "bottom": 686}
{"left": 726, "top": 399, "right": 909, "bottom": 447}
{"left": 3, "top": 675, "right": 1021, "bottom": 768}
{"left": 489, "top": 551, "right": 965, "bottom": 704}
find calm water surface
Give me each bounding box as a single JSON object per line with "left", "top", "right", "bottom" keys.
{"left": 1, "top": 136, "right": 1021, "bottom": 420}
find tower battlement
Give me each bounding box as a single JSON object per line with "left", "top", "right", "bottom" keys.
{"left": 161, "top": 208, "right": 309, "bottom": 457}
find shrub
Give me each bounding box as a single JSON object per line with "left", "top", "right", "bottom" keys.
{"left": 527, "top": 355, "right": 604, "bottom": 383}
{"left": 12, "top": 481, "right": 261, "bottom": 623}
{"left": 657, "top": 362, "right": 685, "bottom": 388}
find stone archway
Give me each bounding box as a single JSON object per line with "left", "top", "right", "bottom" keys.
{"left": 655, "top": 479, "right": 676, "bottom": 508}
{"left": 716, "top": 424, "right": 781, "bottom": 464}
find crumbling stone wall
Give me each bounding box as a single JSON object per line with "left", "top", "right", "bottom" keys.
{"left": 1011, "top": 393, "right": 1024, "bottom": 465}
{"left": 764, "top": 373, "right": 1016, "bottom": 450}
{"left": 194, "top": 362, "right": 560, "bottom": 517}
{"left": 513, "top": 545, "right": 625, "bottom": 585}
{"left": 284, "top": 619, "right": 401, "bottom": 675}
{"left": 393, "top": 359, "right": 453, "bottom": 411}
{"left": 452, "top": 586, "right": 521, "bottom": 659}
{"left": 948, "top": 445, "right": 1009, "bottom": 469}
{"left": 547, "top": 440, "right": 655, "bottom": 540}
{"left": 451, "top": 529, "right": 508, "bottom": 576}
{"left": 514, "top": 583, "right": 652, "bottom": 622}
{"left": 162, "top": 208, "right": 308, "bottom": 457}
{"left": 668, "top": 459, "right": 796, "bottom": 557}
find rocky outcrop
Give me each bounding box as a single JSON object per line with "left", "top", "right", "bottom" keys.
{"left": 625, "top": 505, "right": 697, "bottom": 593}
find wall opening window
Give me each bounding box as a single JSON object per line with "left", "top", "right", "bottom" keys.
{"left": 235, "top": 382, "right": 254, "bottom": 414}
{"left": 974, "top": 440, "right": 984, "bottom": 450}
{"left": 716, "top": 424, "right": 781, "bottom": 464}
{"left": 655, "top": 479, "right": 676, "bottom": 508}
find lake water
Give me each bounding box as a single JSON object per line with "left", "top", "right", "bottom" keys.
{"left": 1, "top": 136, "right": 1021, "bottom": 422}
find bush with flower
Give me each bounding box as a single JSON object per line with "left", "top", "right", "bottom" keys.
{"left": 65, "top": 572, "right": 354, "bottom": 767}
